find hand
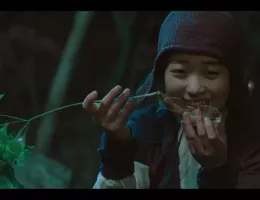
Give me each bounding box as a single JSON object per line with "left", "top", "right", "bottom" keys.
{"left": 82, "top": 85, "right": 134, "bottom": 140}
{"left": 182, "top": 109, "right": 227, "bottom": 169}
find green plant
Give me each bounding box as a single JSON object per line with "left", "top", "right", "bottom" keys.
{"left": 0, "top": 91, "right": 161, "bottom": 167}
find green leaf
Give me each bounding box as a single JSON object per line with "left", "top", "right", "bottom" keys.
{"left": 0, "top": 93, "right": 4, "bottom": 100}
{"left": 5, "top": 140, "right": 24, "bottom": 159}
{"left": 0, "top": 124, "right": 9, "bottom": 143}
{"left": 13, "top": 135, "right": 26, "bottom": 149}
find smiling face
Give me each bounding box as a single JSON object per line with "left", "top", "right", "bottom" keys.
{"left": 164, "top": 53, "right": 230, "bottom": 112}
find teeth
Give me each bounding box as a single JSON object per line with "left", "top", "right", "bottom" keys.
{"left": 189, "top": 102, "right": 204, "bottom": 106}
{"left": 187, "top": 101, "right": 208, "bottom": 108}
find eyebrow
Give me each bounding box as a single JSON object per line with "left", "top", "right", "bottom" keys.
{"left": 202, "top": 60, "right": 221, "bottom": 65}
{"left": 172, "top": 59, "right": 189, "bottom": 64}
{"left": 170, "top": 59, "right": 223, "bottom": 66}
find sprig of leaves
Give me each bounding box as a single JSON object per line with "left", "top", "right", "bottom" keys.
{"left": 0, "top": 123, "right": 34, "bottom": 168}
{"left": 0, "top": 91, "right": 161, "bottom": 138}
{"left": 0, "top": 91, "right": 161, "bottom": 167}
{"left": 0, "top": 94, "right": 34, "bottom": 167}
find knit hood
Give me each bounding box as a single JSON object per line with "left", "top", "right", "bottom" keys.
{"left": 135, "top": 11, "right": 246, "bottom": 106}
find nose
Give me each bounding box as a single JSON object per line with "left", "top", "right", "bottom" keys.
{"left": 185, "top": 75, "right": 205, "bottom": 97}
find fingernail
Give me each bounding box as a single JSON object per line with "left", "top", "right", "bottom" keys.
{"left": 183, "top": 111, "right": 188, "bottom": 117}
{"left": 204, "top": 116, "right": 209, "bottom": 120}
{"left": 123, "top": 88, "right": 130, "bottom": 95}
{"left": 115, "top": 85, "right": 121, "bottom": 90}
{"left": 182, "top": 112, "right": 188, "bottom": 120}
{"left": 204, "top": 117, "right": 210, "bottom": 124}
{"left": 195, "top": 109, "right": 200, "bottom": 116}
{"left": 87, "top": 91, "right": 96, "bottom": 98}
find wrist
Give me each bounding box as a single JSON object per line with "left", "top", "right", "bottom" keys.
{"left": 115, "top": 127, "right": 133, "bottom": 141}
{"left": 99, "top": 129, "right": 137, "bottom": 180}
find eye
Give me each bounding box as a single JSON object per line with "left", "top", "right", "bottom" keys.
{"left": 173, "top": 69, "right": 185, "bottom": 73}
{"left": 208, "top": 71, "right": 220, "bottom": 75}
{"left": 206, "top": 70, "right": 220, "bottom": 79}
{"left": 170, "top": 69, "right": 187, "bottom": 77}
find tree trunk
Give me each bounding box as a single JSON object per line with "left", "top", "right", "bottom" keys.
{"left": 35, "top": 11, "right": 94, "bottom": 153}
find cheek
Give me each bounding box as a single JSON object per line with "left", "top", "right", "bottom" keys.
{"left": 208, "top": 78, "right": 230, "bottom": 107}
{"left": 164, "top": 73, "right": 184, "bottom": 96}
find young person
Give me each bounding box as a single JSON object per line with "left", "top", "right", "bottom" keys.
{"left": 83, "top": 11, "right": 260, "bottom": 189}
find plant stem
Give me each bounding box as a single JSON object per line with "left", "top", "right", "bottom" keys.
{"left": 30, "top": 92, "right": 160, "bottom": 121}
{"left": 0, "top": 121, "right": 24, "bottom": 127}
{"left": 28, "top": 102, "right": 82, "bottom": 122}
{"left": 2, "top": 91, "right": 160, "bottom": 139}
{"left": 0, "top": 115, "right": 27, "bottom": 122}
{"left": 15, "top": 121, "right": 30, "bottom": 139}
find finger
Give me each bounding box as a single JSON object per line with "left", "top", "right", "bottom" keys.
{"left": 187, "top": 142, "right": 196, "bottom": 155}
{"left": 195, "top": 109, "right": 213, "bottom": 151}
{"left": 98, "top": 85, "right": 123, "bottom": 116}
{"left": 117, "top": 100, "right": 135, "bottom": 125}
{"left": 204, "top": 117, "right": 223, "bottom": 150}
{"left": 183, "top": 112, "right": 202, "bottom": 155}
{"left": 215, "top": 123, "right": 226, "bottom": 139}
{"left": 82, "top": 91, "right": 99, "bottom": 113}
{"left": 195, "top": 109, "right": 206, "bottom": 137}
{"left": 106, "top": 88, "right": 131, "bottom": 122}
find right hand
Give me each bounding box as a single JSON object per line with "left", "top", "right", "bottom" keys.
{"left": 82, "top": 85, "right": 134, "bottom": 140}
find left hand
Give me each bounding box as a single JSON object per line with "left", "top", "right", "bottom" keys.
{"left": 182, "top": 109, "right": 227, "bottom": 169}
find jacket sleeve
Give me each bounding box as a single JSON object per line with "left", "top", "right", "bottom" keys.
{"left": 197, "top": 138, "right": 260, "bottom": 189}
{"left": 93, "top": 161, "right": 150, "bottom": 189}
{"left": 236, "top": 142, "right": 260, "bottom": 189}
{"left": 197, "top": 165, "right": 231, "bottom": 189}
{"left": 93, "top": 108, "right": 153, "bottom": 189}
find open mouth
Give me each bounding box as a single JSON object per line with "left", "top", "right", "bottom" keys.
{"left": 159, "top": 93, "right": 223, "bottom": 126}
{"left": 184, "top": 100, "right": 222, "bottom": 125}
{"left": 159, "top": 93, "right": 217, "bottom": 118}
{"left": 185, "top": 100, "right": 210, "bottom": 110}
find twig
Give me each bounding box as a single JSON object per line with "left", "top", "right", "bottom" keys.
{"left": 0, "top": 114, "right": 27, "bottom": 122}
{"left": 0, "top": 91, "right": 160, "bottom": 139}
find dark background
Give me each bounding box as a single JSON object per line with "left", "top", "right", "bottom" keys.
{"left": 0, "top": 11, "right": 259, "bottom": 188}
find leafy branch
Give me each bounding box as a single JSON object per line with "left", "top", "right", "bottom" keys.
{"left": 0, "top": 91, "right": 160, "bottom": 168}
{"left": 0, "top": 91, "right": 160, "bottom": 138}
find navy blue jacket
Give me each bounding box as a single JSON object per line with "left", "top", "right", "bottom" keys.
{"left": 97, "top": 103, "right": 260, "bottom": 188}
